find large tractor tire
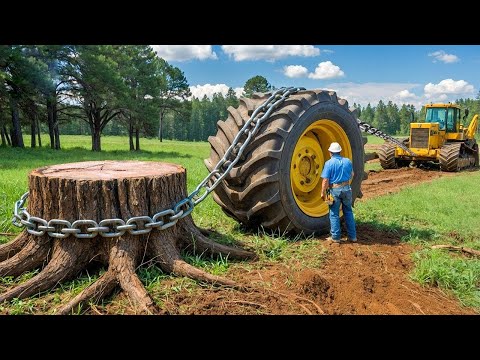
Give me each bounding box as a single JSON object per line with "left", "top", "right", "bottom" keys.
{"left": 439, "top": 143, "right": 461, "bottom": 172}
{"left": 378, "top": 142, "right": 398, "bottom": 169}
{"left": 204, "top": 90, "right": 365, "bottom": 235}
{"left": 440, "top": 142, "right": 478, "bottom": 171}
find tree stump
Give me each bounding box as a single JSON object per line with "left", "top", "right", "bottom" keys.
{"left": 0, "top": 161, "right": 256, "bottom": 314}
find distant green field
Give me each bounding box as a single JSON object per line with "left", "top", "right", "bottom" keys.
{"left": 1, "top": 134, "right": 479, "bottom": 313}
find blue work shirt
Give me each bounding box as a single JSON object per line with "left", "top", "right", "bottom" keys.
{"left": 321, "top": 154, "right": 353, "bottom": 185}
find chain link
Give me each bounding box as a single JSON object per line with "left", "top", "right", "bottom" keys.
{"left": 356, "top": 118, "right": 417, "bottom": 156}
{"left": 11, "top": 87, "right": 304, "bottom": 239}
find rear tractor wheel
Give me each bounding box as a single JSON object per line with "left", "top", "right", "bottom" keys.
{"left": 378, "top": 142, "right": 398, "bottom": 169}
{"left": 204, "top": 90, "right": 365, "bottom": 235}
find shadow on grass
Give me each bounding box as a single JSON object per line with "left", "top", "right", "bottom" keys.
{"left": 197, "top": 227, "right": 246, "bottom": 249}
{"left": 232, "top": 219, "right": 437, "bottom": 247}
{"left": 354, "top": 220, "right": 436, "bottom": 245}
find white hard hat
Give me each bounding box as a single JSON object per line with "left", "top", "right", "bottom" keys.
{"left": 328, "top": 142, "right": 342, "bottom": 153}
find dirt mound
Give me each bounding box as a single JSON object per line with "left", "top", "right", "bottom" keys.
{"left": 156, "top": 222, "right": 474, "bottom": 315}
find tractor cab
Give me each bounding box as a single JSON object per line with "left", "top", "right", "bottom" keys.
{"left": 424, "top": 103, "right": 461, "bottom": 133}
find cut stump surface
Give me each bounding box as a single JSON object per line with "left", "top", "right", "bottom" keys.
{"left": 0, "top": 161, "right": 255, "bottom": 314}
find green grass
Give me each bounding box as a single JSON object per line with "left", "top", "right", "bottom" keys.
{"left": 365, "top": 162, "right": 382, "bottom": 172}
{"left": 356, "top": 171, "right": 480, "bottom": 240}
{"left": 364, "top": 134, "right": 405, "bottom": 145}
{"left": 1, "top": 134, "right": 479, "bottom": 313}
{"left": 411, "top": 249, "right": 480, "bottom": 308}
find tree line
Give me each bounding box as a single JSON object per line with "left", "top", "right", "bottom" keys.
{"left": 1, "top": 46, "right": 479, "bottom": 151}
{"left": 0, "top": 45, "right": 190, "bottom": 151}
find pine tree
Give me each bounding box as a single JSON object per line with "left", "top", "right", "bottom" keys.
{"left": 243, "top": 75, "right": 271, "bottom": 98}
{"left": 361, "top": 103, "right": 375, "bottom": 124}
{"left": 373, "top": 100, "right": 388, "bottom": 130}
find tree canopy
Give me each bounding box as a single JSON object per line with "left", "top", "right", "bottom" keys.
{"left": 243, "top": 75, "right": 271, "bottom": 98}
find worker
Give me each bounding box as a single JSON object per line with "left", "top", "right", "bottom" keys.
{"left": 320, "top": 142, "right": 357, "bottom": 244}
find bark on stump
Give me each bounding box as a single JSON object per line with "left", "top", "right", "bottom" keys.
{"left": 0, "top": 161, "right": 256, "bottom": 314}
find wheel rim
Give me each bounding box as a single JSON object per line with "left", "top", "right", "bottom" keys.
{"left": 290, "top": 119, "right": 353, "bottom": 217}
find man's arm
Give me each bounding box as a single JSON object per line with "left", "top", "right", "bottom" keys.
{"left": 321, "top": 177, "right": 329, "bottom": 200}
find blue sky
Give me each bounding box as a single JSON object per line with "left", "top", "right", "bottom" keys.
{"left": 151, "top": 45, "right": 480, "bottom": 109}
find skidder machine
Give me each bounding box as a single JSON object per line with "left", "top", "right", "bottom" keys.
{"left": 378, "top": 103, "right": 479, "bottom": 171}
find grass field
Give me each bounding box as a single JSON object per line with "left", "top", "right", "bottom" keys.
{"left": 1, "top": 134, "right": 479, "bottom": 313}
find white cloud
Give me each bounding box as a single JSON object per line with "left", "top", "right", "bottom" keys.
{"left": 151, "top": 45, "right": 217, "bottom": 61}
{"left": 189, "top": 84, "right": 244, "bottom": 99}
{"left": 428, "top": 50, "right": 459, "bottom": 64}
{"left": 221, "top": 45, "right": 320, "bottom": 61}
{"left": 283, "top": 65, "right": 309, "bottom": 78}
{"left": 308, "top": 61, "right": 345, "bottom": 80}
{"left": 395, "top": 89, "right": 417, "bottom": 100}
{"left": 326, "top": 82, "right": 421, "bottom": 107}
{"left": 234, "top": 87, "right": 244, "bottom": 98}
{"left": 424, "top": 79, "right": 474, "bottom": 102}
{"left": 324, "top": 80, "right": 475, "bottom": 109}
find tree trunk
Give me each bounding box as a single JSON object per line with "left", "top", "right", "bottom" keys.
{"left": 4, "top": 126, "right": 11, "bottom": 146}
{"left": 0, "top": 161, "right": 255, "bottom": 314}
{"left": 91, "top": 129, "right": 101, "bottom": 151}
{"left": 10, "top": 97, "right": 24, "bottom": 148}
{"left": 54, "top": 123, "right": 60, "bottom": 150}
{"left": 135, "top": 128, "right": 140, "bottom": 151}
{"left": 53, "top": 100, "right": 60, "bottom": 150}
{"left": 30, "top": 115, "right": 36, "bottom": 148}
{"left": 36, "top": 116, "right": 42, "bottom": 147}
{"left": 0, "top": 126, "right": 6, "bottom": 146}
{"left": 129, "top": 123, "right": 134, "bottom": 151}
{"left": 158, "top": 112, "right": 164, "bottom": 143}
{"left": 47, "top": 97, "right": 55, "bottom": 149}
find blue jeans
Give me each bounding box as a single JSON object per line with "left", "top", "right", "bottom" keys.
{"left": 329, "top": 185, "right": 356, "bottom": 240}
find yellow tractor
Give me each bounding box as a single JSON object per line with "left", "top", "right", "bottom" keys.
{"left": 378, "top": 103, "right": 479, "bottom": 171}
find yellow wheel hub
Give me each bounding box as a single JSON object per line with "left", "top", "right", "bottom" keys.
{"left": 290, "top": 119, "right": 353, "bottom": 217}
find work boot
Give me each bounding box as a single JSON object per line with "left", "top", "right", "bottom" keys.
{"left": 348, "top": 237, "right": 357, "bottom": 242}
{"left": 325, "top": 237, "right": 341, "bottom": 245}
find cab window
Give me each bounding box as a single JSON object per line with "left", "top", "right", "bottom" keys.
{"left": 425, "top": 108, "right": 446, "bottom": 130}
{"left": 446, "top": 108, "right": 456, "bottom": 132}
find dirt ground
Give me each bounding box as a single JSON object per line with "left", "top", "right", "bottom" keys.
{"left": 360, "top": 165, "right": 455, "bottom": 201}
{"left": 153, "top": 167, "right": 474, "bottom": 315}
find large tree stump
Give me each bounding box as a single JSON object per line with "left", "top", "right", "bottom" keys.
{"left": 0, "top": 161, "right": 256, "bottom": 314}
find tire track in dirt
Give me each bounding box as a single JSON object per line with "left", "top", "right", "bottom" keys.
{"left": 359, "top": 165, "right": 456, "bottom": 201}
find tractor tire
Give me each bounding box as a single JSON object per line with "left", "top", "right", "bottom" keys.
{"left": 204, "top": 90, "right": 365, "bottom": 235}
{"left": 439, "top": 143, "right": 461, "bottom": 172}
{"left": 378, "top": 142, "right": 398, "bottom": 169}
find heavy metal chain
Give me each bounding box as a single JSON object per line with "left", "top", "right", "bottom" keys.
{"left": 11, "top": 86, "right": 305, "bottom": 239}
{"left": 356, "top": 118, "right": 417, "bottom": 156}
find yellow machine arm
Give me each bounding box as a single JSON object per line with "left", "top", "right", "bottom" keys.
{"left": 466, "top": 114, "right": 478, "bottom": 139}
